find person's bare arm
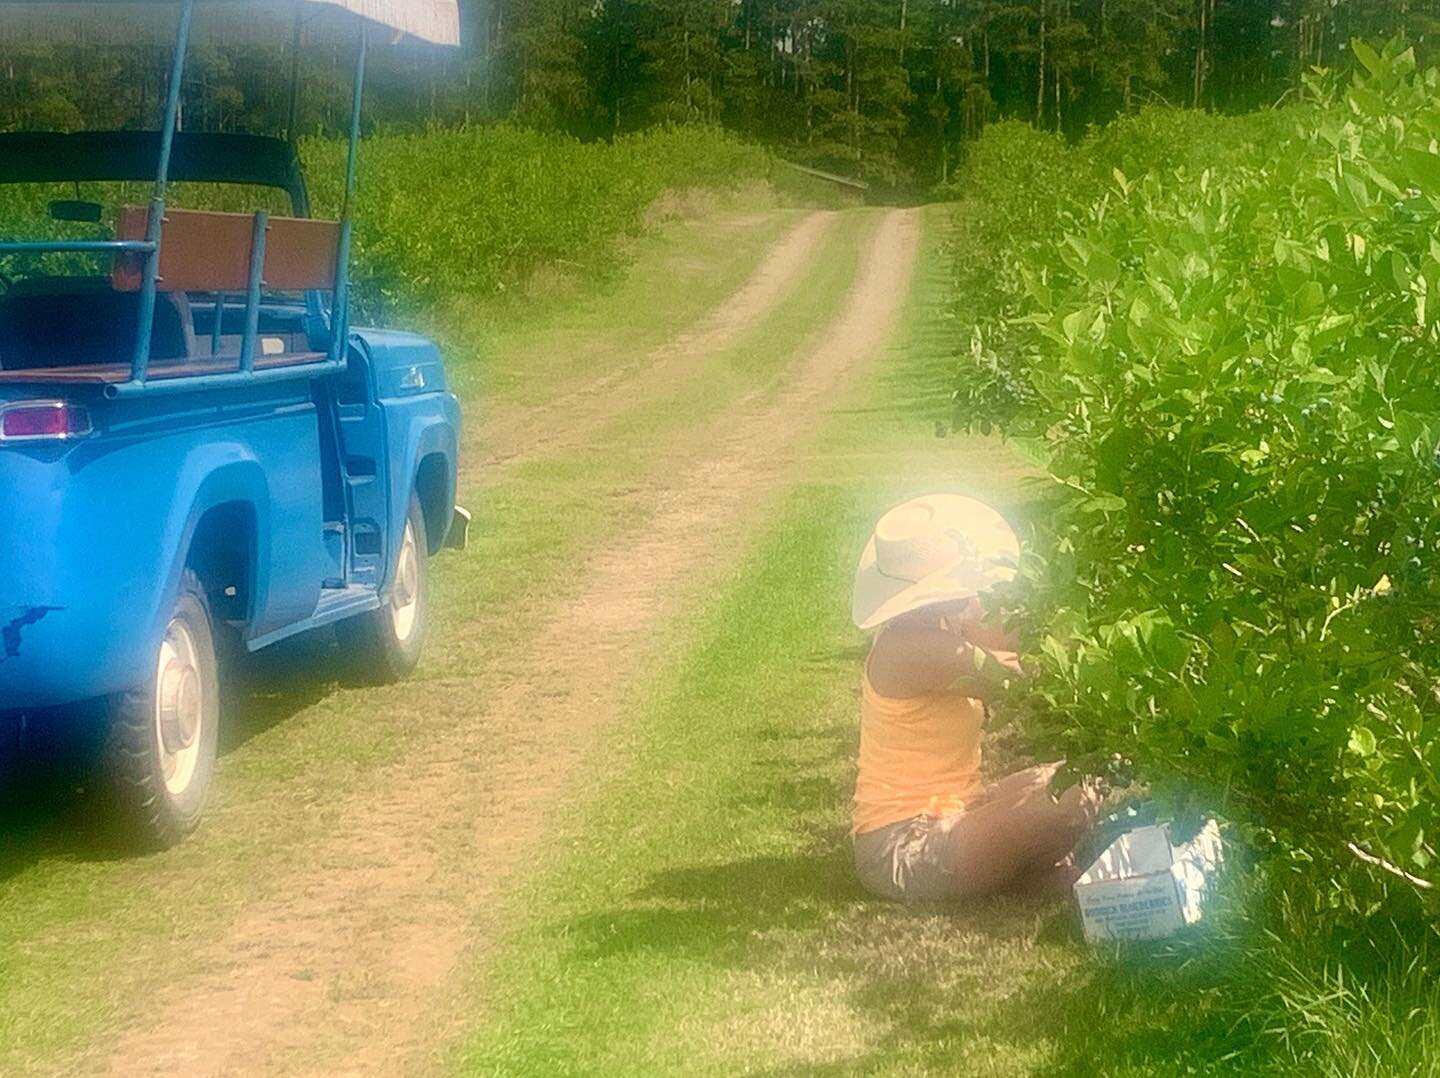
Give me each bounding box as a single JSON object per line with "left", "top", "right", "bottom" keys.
{"left": 867, "top": 621, "right": 1014, "bottom": 700}
{"left": 953, "top": 598, "right": 1022, "bottom": 654}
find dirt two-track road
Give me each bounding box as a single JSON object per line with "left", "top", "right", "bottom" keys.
{"left": 3, "top": 205, "right": 923, "bottom": 1076}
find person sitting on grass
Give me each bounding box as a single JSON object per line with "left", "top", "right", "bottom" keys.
{"left": 850, "top": 493, "right": 1099, "bottom": 901}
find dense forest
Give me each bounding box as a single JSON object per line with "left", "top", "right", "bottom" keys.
{"left": 7, "top": 1, "right": 1440, "bottom": 186}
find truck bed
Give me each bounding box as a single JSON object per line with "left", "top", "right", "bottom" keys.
{"left": 0, "top": 350, "right": 328, "bottom": 385}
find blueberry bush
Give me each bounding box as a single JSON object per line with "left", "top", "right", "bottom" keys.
{"left": 303, "top": 124, "right": 777, "bottom": 320}
{"left": 957, "top": 41, "right": 1440, "bottom": 904}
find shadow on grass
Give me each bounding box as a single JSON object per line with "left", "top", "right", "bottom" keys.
{"left": 562, "top": 717, "right": 865, "bottom": 967}
{"left": 0, "top": 629, "right": 348, "bottom": 882}
{"left": 555, "top": 711, "right": 1086, "bottom": 1072}
{"left": 566, "top": 834, "right": 1106, "bottom": 1075}
{"left": 593, "top": 847, "right": 1252, "bottom": 1076}
{"left": 557, "top": 710, "right": 1264, "bottom": 1076}
{"left": 1022, "top": 966, "right": 1256, "bottom": 1077}
{"left": 567, "top": 845, "right": 861, "bottom": 965}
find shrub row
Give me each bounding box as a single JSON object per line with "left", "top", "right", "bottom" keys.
{"left": 954, "top": 43, "right": 1440, "bottom": 909}
{"left": 303, "top": 123, "right": 776, "bottom": 320}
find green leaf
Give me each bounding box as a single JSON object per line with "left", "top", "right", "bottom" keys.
{"left": 1142, "top": 617, "right": 1189, "bottom": 672}
{"left": 1295, "top": 281, "right": 1325, "bottom": 316}
{"left": 1041, "top": 635, "right": 1071, "bottom": 674}
{"left": 1061, "top": 306, "right": 1094, "bottom": 342}
{"left": 1085, "top": 248, "right": 1121, "bottom": 285}
{"left": 1351, "top": 38, "right": 1383, "bottom": 76}
{"left": 1390, "top": 250, "right": 1415, "bottom": 291}
{"left": 1311, "top": 314, "right": 1356, "bottom": 354}
{"left": 1348, "top": 83, "right": 1387, "bottom": 118}
{"left": 1401, "top": 147, "right": 1440, "bottom": 198}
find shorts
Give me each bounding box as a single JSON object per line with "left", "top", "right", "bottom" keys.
{"left": 853, "top": 813, "right": 966, "bottom": 901}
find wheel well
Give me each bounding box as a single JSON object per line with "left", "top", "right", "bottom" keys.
{"left": 413, "top": 453, "right": 451, "bottom": 555}
{"left": 186, "top": 502, "right": 256, "bottom": 627}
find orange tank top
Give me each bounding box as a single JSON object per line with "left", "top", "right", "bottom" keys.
{"left": 852, "top": 666, "right": 986, "bottom": 835}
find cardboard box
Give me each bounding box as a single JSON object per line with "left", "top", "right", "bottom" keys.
{"left": 1073, "top": 820, "right": 1222, "bottom": 944}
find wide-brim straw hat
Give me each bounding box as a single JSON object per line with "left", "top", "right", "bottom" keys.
{"left": 852, "top": 494, "right": 1020, "bottom": 631}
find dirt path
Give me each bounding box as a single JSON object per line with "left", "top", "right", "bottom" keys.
{"left": 80, "top": 208, "right": 921, "bottom": 1078}
{"left": 473, "top": 209, "right": 835, "bottom": 473}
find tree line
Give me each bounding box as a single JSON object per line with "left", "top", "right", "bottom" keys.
{"left": 6, "top": 1, "right": 1440, "bottom": 188}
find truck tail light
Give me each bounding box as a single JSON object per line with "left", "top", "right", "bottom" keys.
{"left": 0, "top": 400, "right": 94, "bottom": 443}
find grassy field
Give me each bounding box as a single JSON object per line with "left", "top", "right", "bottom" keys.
{"left": 6, "top": 178, "right": 1434, "bottom": 1074}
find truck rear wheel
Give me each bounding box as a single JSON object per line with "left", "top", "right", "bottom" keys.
{"left": 337, "top": 495, "right": 429, "bottom": 683}
{"left": 102, "top": 569, "right": 220, "bottom": 849}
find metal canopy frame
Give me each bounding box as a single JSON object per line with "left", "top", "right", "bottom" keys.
{"left": 0, "top": 0, "right": 459, "bottom": 397}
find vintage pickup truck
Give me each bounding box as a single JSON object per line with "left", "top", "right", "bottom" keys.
{"left": 0, "top": 0, "right": 465, "bottom": 846}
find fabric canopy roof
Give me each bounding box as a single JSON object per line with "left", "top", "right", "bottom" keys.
{"left": 0, "top": 1, "right": 460, "bottom": 46}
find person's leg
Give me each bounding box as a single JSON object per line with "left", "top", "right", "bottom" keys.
{"left": 938, "top": 765, "right": 1100, "bottom": 898}
{"left": 1007, "top": 857, "right": 1083, "bottom": 899}
{"left": 853, "top": 819, "right": 914, "bottom": 901}
{"left": 974, "top": 762, "right": 1062, "bottom": 806}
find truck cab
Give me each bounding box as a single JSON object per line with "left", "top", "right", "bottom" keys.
{"left": 0, "top": 1, "right": 464, "bottom": 847}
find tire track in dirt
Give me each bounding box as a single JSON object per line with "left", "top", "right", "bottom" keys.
{"left": 470, "top": 209, "right": 836, "bottom": 475}
{"left": 80, "top": 209, "right": 920, "bottom": 1078}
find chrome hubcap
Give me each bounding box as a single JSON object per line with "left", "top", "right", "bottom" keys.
{"left": 154, "top": 619, "right": 204, "bottom": 796}
{"left": 391, "top": 521, "right": 420, "bottom": 642}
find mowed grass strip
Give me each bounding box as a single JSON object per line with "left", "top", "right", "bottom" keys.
{"left": 442, "top": 202, "right": 816, "bottom": 411}
{"left": 586, "top": 209, "right": 874, "bottom": 451}
{"left": 453, "top": 474, "right": 1074, "bottom": 1078}
{"left": 0, "top": 200, "right": 857, "bottom": 1074}
{"left": 450, "top": 204, "right": 1095, "bottom": 1076}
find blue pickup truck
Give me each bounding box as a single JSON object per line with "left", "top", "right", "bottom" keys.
{"left": 0, "top": 0, "right": 465, "bottom": 846}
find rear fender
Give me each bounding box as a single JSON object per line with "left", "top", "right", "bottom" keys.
{"left": 0, "top": 440, "right": 271, "bottom": 708}
{"left": 166, "top": 459, "right": 272, "bottom": 636}
{"left": 119, "top": 452, "right": 272, "bottom": 691}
